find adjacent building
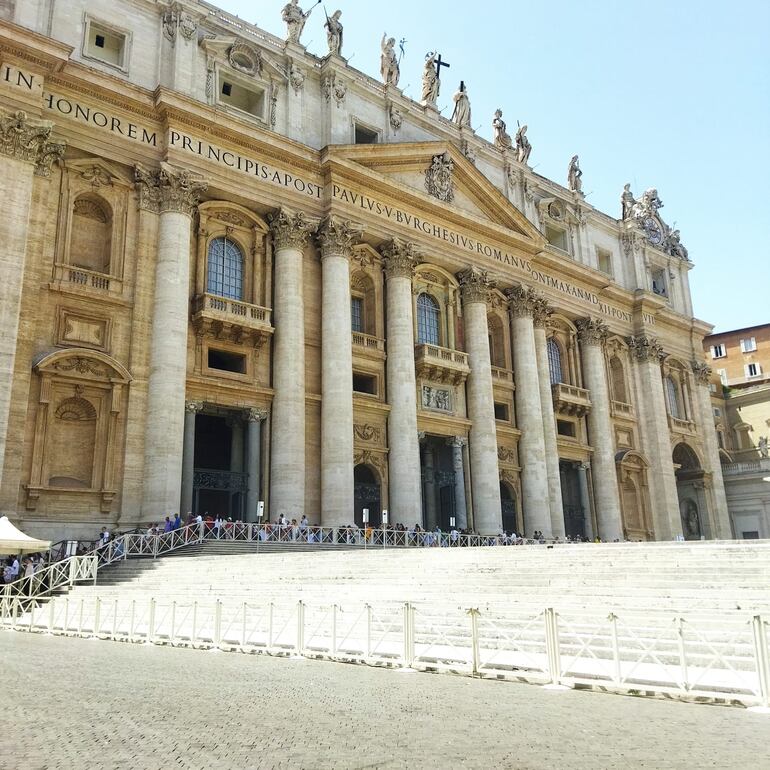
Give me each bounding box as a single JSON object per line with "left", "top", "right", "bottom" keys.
{"left": 0, "top": 0, "right": 731, "bottom": 541}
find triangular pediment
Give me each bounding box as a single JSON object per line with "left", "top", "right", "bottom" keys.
{"left": 324, "top": 142, "right": 544, "bottom": 248}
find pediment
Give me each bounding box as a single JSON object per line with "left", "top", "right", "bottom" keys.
{"left": 325, "top": 143, "right": 544, "bottom": 246}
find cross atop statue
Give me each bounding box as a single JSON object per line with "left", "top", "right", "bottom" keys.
{"left": 421, "top": 51, "right": 449, "bottom": 106}
{"left": 434, "top": 53, "right": 450, "bottom": 78}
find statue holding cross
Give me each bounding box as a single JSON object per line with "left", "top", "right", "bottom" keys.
{"left": 421, "top": 51, "right": 449, "bottom": 106}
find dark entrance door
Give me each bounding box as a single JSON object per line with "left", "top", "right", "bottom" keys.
{"left": 354, "top": 464, "right": 381, "bottom": 528}
{"left": 500, "top": 482, "right": 517, "bottom": 534}
{"left": 559, "top": 460, "right": 585, "bottom": 539}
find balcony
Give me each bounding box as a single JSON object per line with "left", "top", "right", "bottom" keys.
{"left": 611, "top": 400, "right": 635, "bottom": 419}
{"left": 491, "top": 367, "right": 515, "bottom": 388}
{"left": 191, "top": 293, "right": 273, "bottom": 347}
{"left": 721, "top": 458, "right": 770, "bottom": 477}
{"left": 352, "top": 332, "right": 386, "bottom": 361}
{"left": 414, "top": 343, "right": 470, "bottom": 385}
{"left": 52, "top": 264, "right": 123, "bottom": 295}
{"left": 668, "top": 415, "right": 696, "bottom": 434}
{"left": 551, "top": 383, "right": 592, "bottom": 417}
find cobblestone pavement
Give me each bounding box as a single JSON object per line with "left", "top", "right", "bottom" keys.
{"left": 1, "top": 632, "right": 768, "bottom": 770}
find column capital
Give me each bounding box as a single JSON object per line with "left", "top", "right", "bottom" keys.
{"left": 576, "top": 317, "right": 609, "bottom": 346}
{"left": 246, "top": 407, "right": 269, "bottom": 422}
{"left": 531, "top": 293, "right": 553, "bottom": 329}
{"left": 447, "top": 436, "right": 467, "bottom": 449}
{"left": 381, "top": 238, "right": 419, "bottom": 279}
{"left": 691, "top": 360, "right": 712, "bottom": 385}
{"left": 268, "top": 207, "right": 318, "bottom": 251}
{"left": 505, "top": 284, "right": 539, "bottom": 318}
{"left": 185, "top": 400, "right": 203, "bottom": 414}
{"left": 134, "top": 162, "right": 207, "bottom": 215}
{"left": 0, "top": 110, "right": 65, "bottom": 176}
{"left": 316, "top": 215, "right": 362, "bottom": 260}
{"left": 627, "top": 334, "right": 664, "bottom": 362}
{"left": 457, "top": 266, "right": 495, "bottom": 304}
{"left": 418, "top": 430, "right": 427, "bottom": 443}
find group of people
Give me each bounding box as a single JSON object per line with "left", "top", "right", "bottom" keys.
{"left": 2, "top": 553, "right": 45, "bottom": 585}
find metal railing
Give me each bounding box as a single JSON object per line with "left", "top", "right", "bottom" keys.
{"left": 5, "top": 596, "right": 768, "bottom": 709}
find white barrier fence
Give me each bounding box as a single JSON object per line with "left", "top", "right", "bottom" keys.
{"left": 3, "top": 596, "right": 768, "bottom": 709}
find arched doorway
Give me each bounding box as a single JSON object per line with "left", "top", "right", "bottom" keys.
{"left": 672, "top": 443, "right": 706, "bottom": 540}
{"left": 354, "top": 464, "right": 381, "bottom": 528}
{"left": 500, "top": 481, "right": 517, "bottom": 534}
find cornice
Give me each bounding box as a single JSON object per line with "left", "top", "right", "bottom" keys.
{"left": 0, "top": 20, "right": 73, "bottom": 72}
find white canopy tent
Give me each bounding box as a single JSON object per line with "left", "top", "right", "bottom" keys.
{"left": 0, "top": 516, "right": 51, "bottom": 555}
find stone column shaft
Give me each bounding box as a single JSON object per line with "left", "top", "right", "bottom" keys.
{"left": 268, "top": 209, "right": 316, "bottom": 518}
{"left": 230, "top": 418, "right": 244, "bottom": 474}
{"left": 533, "top": 305, "right": 565, "bottom": 537}
{"left": 180, "top": 402, "right": 201, "bottom": 515}
{"left": 421, "top": 441, "right": 437, "bottom": 530}
{"left": 449, "top": 437, "right": 468, "bottom": 529}
{"left": 507, "top": 287, "right": 551, "bottom": 537}
{"left": 383, "top": 240, "right": 422, "bottom": 525}
{"left": 628, "top": 336, "right": 682, "bottom": 540}
{"left": 577, "top": 319, "right": 623, "bottom": 541}
{"left": 577, "top": 463, "right": 594, "bottom": 540}
{"left": 459, "top": 267, "right": 501, "bottom": 534}
{"left": 141, "top": 163, "right": 206, "bottom": 517}
{"left": 318, "top": 216, "right": 360, "bottom": 526}
{"left": 0, "top": 111, "right": 63, "bottom": 497}
{"left": 246, "top": 409, "right": 266, "bottom": 523}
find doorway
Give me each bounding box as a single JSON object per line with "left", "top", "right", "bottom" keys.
{"left": 354, "top": 464, "right": 381, "bottom": 528}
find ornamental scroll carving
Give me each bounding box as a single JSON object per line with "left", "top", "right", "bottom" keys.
{"left": 505, "top": 285, "right": 538, "bottom": 318}
{"left": 457, "top": 266, "right": 495, "bottom": 304}
{"left": 381, "top": 238, "right": 418, "bottom": 280}
{"left": 134, "top": 163, "right": 207, "bottom": 215}
{"left": 691, "top": 361, "right": 712, "bottom": 385}
{"left": 531, "top": 294, "right": 553, "bottom": 329}
{"left": 316, "top": 215, "right": 361, "bottom": 260}
{"left": 576, "top": 317, "right": 609, "bottom": 346}
{"left": 627, "top": 335, "right": 664, "bottom": 363}
{"left": 354, "top": 424, "right": 382, "bottom": 444}
{"left": 268, "top": 208, "right": 318, "bottom": 251}
{"left": 425, "top": 152, "right": 454, "bottom": 203}
{"left": 0, "top": 110, "right": 65, "bottom": 176}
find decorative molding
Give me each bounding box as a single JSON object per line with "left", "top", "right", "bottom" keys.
{"left": 381, "top": 238, "right": 418, "bottom": 280}
{"left": 185, "top": 401, "right": 204, "bottom": 414}
{"left": 158, "top": 162, "right": 207, "bottom": 216}
{"left": 354, "top": 423, "right": 382, "bottom": 444}
{"left": 447, "top": 436, "right": 467, "bottom": 450}
{"left": 505, "top": 284, "right": 537, "bottom": 318}
{"left": 316, "top": 215, "right": 361, "bottom": 260}
{"left": 576, "top": 317, "right": 609, "bottom": 346}
{"left": 246, "top": 407, "right": 268, "bottom": 422}
{"left": 163, "top": 4, "right": 198, "bottom": 44}
{"left": 228, "top": 42, "right": 262, "bottom": 76}
{"left": 531, "top": 293, "right": 553, "bottom": 329}
{"left": 134, "top": 164, "right": 161, "bottom": 212}
{"left": 354, "top": 449, "right": 386, "bottom": 473}
{"left": 497, "top": 445, "right": 516, "bottom": 463}
{"left": 425, "top": 152, "right": 454, "bottom": 203}
{"left": 289, "top": 63, "right": 305, "bottom": 94}
{"left": 457, "top": 266, "right": 494, "bottom": 305}
{"left": 79, "top": 164, "right": 114, "bottom": 189}
{"left": 627, "top": 335, "right": 664, "bottom": 363}
{"left": 422, "top": 385, "right": 451, "bottom": 411}
{"left": 389, "top": 103, "right": 403, "bottom": 132}
{"left": 691, "top": 361, "right": 712, "bottom": 385}
{"left": 0, "top": 110, "right": 65, "bottom": 176}
{"left": 322, "top": 74, "right": 346, "bottom": 107}
{"left": 268, "top": 207, "right": 318, "bottom": 251}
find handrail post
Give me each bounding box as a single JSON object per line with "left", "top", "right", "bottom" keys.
{"left": 295, "top": 600, "right": 305, "bottom": 656}
{"left": 609, "top": 612, "right": 621, "bottom": 686}
{"left": 331, "top": 604, "right": 338, "bottom": 656}
{"left": 93, "top": 597, "right": 101, "bottom": 639}
{"left": 147, "top": 598, "right": 156, "bottom": 644}
{"left": 241, "top": 601, "right": 248, "bottom": 649}
{"left": 544, "top": 607, "right": 564, "bottom": 687}
{"left": 214, "top": 599, "right": 223, "bottom": 649}
{"left": 676, "top": 616, "right": 689, "bottom": 692}
{"left": 402, "top": 602, "right": 415, "bottom": 669}
{"left": 365, "top": 603, "right": 372, "bottom": 659}
{"left": 467, "top": 607, "right": 481, "bottom": 677}
{"left": 268, "top": 602, "right": 274, "bottom": 649}
{"left": 153, "top": 534, "right": 159, "bottom": 559}
{"left": 752, "top": 615, "right": 770, "bottom": 710}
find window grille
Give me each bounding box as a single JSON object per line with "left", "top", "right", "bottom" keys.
{"left": 416, "top": 293, "right": 441, "bottom": 346}
{"left": 207, "top": 236, "right": 243, "bottom": 300}
{"left": 547, "top": 338, "right": 563, "bottom": 385}
{"left": 351, "top": 297, "right": 363, "bottom": 333}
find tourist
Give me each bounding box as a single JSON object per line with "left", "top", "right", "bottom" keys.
{"left": 213, "top": 516, "right": 222, "bottom": 538}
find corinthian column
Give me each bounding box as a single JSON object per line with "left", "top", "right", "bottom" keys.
{"left": 381, "top": 239, "right": 422, "bottom": 525}
{"left": 317, "top": 216, "right": 361, "bottom": 526}
{"left": 691, "top": 361, "right": 731, "bottom": 538}
{"left": 140, "top": 163, "right": 207, "bottom": 517}
{"left": 268, "top": 208, "right": 317, "bottom": 518}
{"left": 506, "top": 286, "right": 551, "bottom": 537}
{"left": 576, "top": 318, "right": 623, "bottom": 541}
{"left": 626, "top": 335, "right": 681, "bottom": 539}
{"left": 0, "top": 111, "right": 64, "bottom": 498}
{"left": 532, "top": 295, "right": 566, "bottom": 538}
{"left": 458, "top": 267, "right": 502, "bottom": 534}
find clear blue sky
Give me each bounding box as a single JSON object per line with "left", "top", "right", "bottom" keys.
{"left": 217, "top": 0, "right": 769, "bottom": 333}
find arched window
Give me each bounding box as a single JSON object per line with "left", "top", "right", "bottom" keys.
{"left": 70, "top": 195, "right": 112, "bottom": 273}
{"left": 417, "top": 293, "right": 441, "bottom": 346}
{"left": 665, "top": 376, "right": 682, "bottom": 419}
{"left": 610, "top": 356, "right": 627, "bottom": 402}
{"left": 207, "top": 236, "right": 244, "bottom": 300}
{"left": 547, "top": 338, "right": 563, "bottom": 385}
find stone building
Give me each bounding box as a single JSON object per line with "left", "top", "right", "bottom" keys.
{"left": 0, "top": 0, "right": 730, "bottom": 541}
{"left": 706, "top": 324, "right": 770, "bottom": 539}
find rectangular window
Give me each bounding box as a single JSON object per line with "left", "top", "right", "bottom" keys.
{"left": 710, "top": 344, "right": 726, "bottom": 359}
{"left": 740, "top": 337, "right": 757, "bottom": 353}
{"left": 351, "top": 297, "right": 363, "bottom": 333}
{"left": 545, "top": 225, "right": 568, "bottom": 252}
{"left": 354, "top": 123, "right": 379, "bottom": 144}
{"left": 596, "top": 247, "right": 612, "bottom": 275}
{"left": 208, "top": 349, "right": 246, "bottom": 374}
{"left": 218, "top": 78, "right": 266, "bottom": 119}
{"left": 557, "top": 420, "right": 576, "bottom": 438}
{"left": 494, "top": 403, "right": 509, "bottom": 422}
{"left": 713, "top": 407, "right": 721, "bottom": 417}
{"left": 353, "top": 372, "right": 377, "bottom": 395}
{"left": 717, "top": 368, "right": 728, "bottom": 386}
{"left": 85, "top": 21, "right": 128, "bottom": 69}
{"left": 745, "top": 363, "right": 762, "bottom": 378}
{"left": 651, "top": 269, "right": 667, "bottom": 297}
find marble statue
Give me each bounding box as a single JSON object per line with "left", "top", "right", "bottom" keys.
{"left": 282, "top": 0, "right": 316, "bottom": 44}
{"left": 324, "top": 9, "right": 343, "bottom": 55}
{"left": 380, "top": 34, "right": 400, "bottom": 86}
{"left": 667, "top": 229, "right": 689, "bottom": 261}
{"left": 568, "top": 154, "right": 582, "bottom": 193}
{"left": 421, "top": 52, "right": 440, "bottom": 104}
{"left": 635, "top": 188, "right": 664, "bottom": 217}
{"left": 451, "top": 82, "right": 471, "bottom": 128}
{"left": 621, "top": 183, "right": 636, "bottom": 220}
{"left": 515, "top": 124, "right": 531, "bottom": 165}
{"left": 759, "top": 436, "right": 769, "bottom": 458}
{"left": 492, "top": 109, "right": 512, "bottom": 150}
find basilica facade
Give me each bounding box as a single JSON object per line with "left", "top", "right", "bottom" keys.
{"left": 0, "top": 0, "right": 730, "bottom": 541}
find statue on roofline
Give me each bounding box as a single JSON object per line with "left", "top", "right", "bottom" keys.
{"left": 492, "top": 109, "right": 512, "bottom": 150}
{"left": 324, "top": 9, "right": 343, "bottom": 55}
{"left": 281, "top": 0, "right": 318, "bottom": 45}
{"left": 380, "top": 33, "right": 400, "bottom": 86}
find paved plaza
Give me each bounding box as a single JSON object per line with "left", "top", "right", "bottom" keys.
{"left": 0, "top": 632, "right": 768, "bottom": 769}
